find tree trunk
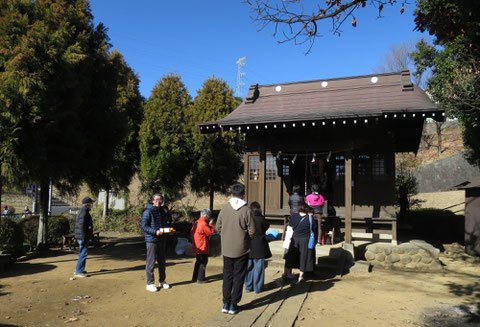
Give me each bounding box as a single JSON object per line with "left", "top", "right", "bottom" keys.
{"left": 209, "top": 184, "right": 214, "bottom": 212}
{"left": 37, "top": 180, "right": 50, "bottom": 246}
{"left": 399, "top": 191, "right": 408, "bottom": 222}
{"left": 435, "top": 121, "right": 443, "bottom": 157}
{"left": 32, "top": 186, "right": 37, "bottom": 214}
{"left": 209, "top": 152, "right": 215, "bottom": 212}
{"left": 102, "top": 189, "right": 109, "bottom": 219}
{"left": 0, "top": 176, "right": 2, "bottom": 208}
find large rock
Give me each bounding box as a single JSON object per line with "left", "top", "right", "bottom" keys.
{"left": 365, "top": 241, "right": 442, "bottom": 272}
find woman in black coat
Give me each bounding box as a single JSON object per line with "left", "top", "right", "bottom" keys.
{"left": 284, "top": 203, "right": 317, "bottom": 282}
{"left": 244, "top": 202, "right": 272, "bottom": 293}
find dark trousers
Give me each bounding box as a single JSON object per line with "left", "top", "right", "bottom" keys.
{"left": 313, "top": 213, "right": 322, "bottom": 244}
{"left": 146, "top": 238, "right": 166, "bottom": 285}
{"left": 192, "top": 254, "right": 209, "bottom": 281}
{"left": 222, "top": 254, "right": 249, "bottom": 305}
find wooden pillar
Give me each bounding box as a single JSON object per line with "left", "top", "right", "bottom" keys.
{"left": 243, "top": 153, "right": 249, "bottom": 203}
{"left": 344, "top": 151, "right": 353, "bottom": 244}
{"left": 259, "top": 151, "right": 266, "bottom": 213}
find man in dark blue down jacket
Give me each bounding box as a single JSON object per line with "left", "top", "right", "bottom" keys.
{"left": 141, "top": 193, "right": 172, "bottom": 292}
{"left": 74, "top": 197, "right": 94, "bottom": 278}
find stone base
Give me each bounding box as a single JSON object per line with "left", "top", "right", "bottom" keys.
{"left": 365, "top": 240, "right": 443, "bottom": 272}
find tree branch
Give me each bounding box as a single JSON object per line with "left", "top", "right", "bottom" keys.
{"left": 245, "top": 0, "right": 407, "bottom": 54}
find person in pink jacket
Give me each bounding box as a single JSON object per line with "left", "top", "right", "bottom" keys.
{"left": 191, "top": 208, "right": 215, "bottom": 283}
{"left": 305, "top": 184, "right": 325, "bottom": 244}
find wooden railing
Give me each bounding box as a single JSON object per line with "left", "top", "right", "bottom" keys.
{"left": 265, "top": 214, "right": 397, "bottom": 245}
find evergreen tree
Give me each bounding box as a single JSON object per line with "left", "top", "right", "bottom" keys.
{"left": 188, "top": 77, "right": 244, "bottom": 210}
{"left": 412, "top": 0, "right": 480, "bottom": 167}
{"left": 85, "top": 50, "right": 144, "bottom": 217}
{"left": 0, "top": 0, "right": 32, "bottom": 207}
{"left": 139, "top": 73, "right": 192, "bottom": 201}
{"left": 0, "top": 0, "right": 129, "bottom": 245}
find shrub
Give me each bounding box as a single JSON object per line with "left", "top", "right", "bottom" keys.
{"left": 92, "top": 206, "right": 143, "bottom": 233}
{"left": 408, "top": 208, "right": 465, "bottom": 243}
{"left": 19, "top": 215, "right": 39, "bottom": 247}
{"left": 0, "top": 217, "right": 23, "bottom": 255}
{"left": 395, "top": 162, "right": 422, "bottom": 221}
{"left": 62, "top": 213, "right": 77, "bottom": 235}
{"left": 47, "top": 216, "right": 70, "bottom": 245}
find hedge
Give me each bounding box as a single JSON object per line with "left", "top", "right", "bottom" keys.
{"left": 0, "top": 217, "right": 24, "bottom": 255}
{"left": 18, "top": 215, "right": 71, "bottom": 247}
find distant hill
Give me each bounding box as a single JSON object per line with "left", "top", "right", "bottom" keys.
{"left": 417, "top": 119, "right": 465, "bottom": 165}
{"left": 408, "top": 119, "right": 480, "bottom": 193}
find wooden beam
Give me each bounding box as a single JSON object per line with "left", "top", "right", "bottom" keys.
{"left": 345, "top": 151, "right": 353, "bottom": 243}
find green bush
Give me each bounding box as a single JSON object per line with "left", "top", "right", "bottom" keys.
{"left": 62, "top": 213, "right": 77, "bottom": 235}
{"left": 0, "top": 217, "right": 24, "bottom": 255}
{"left": 47, "top": 216, "right": 70, "bottom": 245}
{"left": 395, "top": 162, "right": 422, "bottom": 220}
{"left": 408, "top": 208, "right": 464, "bottom": 243}
{"left": 92, "top": 206, "right": 143, "bottom": 233}
{"left": 19, "top": 215, "right": 39, "bottom": 247}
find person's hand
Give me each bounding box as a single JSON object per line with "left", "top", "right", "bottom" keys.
{"left": 156, "top": 229, "right": 163, "bottom": 236}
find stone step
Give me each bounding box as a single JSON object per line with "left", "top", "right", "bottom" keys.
{"left": 51, "top": 197, "right": 71, "bottom": 207}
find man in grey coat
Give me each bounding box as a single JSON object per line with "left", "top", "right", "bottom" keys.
{"left": 216, "top": 183, "right": 256, "bottom": 315}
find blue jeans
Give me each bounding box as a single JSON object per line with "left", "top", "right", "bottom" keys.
{"left": 244, "top": 258, "right": 265, "bottom": 293}
{"left": 75, "top": 240, "right": 88, "bottom": 273}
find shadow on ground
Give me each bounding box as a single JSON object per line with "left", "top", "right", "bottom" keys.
{"left": 0, "top": 284, "right": 10, "bottom": 296}
{"left": 169, "top": 272, "right": 223, "bottom": 287}
{"left": 239, "top": 274, "right": 337, "bottom": 313}
{"left": 0, "top": 262, "right": 56, "bottom": 278}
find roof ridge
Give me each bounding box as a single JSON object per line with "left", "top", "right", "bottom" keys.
{"left": 258, "top": 70, "right": 405, "bottom": 88}
{"left": 255, "top": 81, "right": 402, "bottom": 99}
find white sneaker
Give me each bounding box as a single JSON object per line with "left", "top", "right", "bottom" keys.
{"left": 146, "top": 284, "right": 158, "bottom": 292}
{"left": 159, "top": 281, "right": 170, "bottom": 289}
{"left": 74, "top": 272, "right": 88, "bottom": 278}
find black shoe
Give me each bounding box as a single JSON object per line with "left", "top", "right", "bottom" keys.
{"left": 222, "top": 303, "right": 229, "bottom": 314}
{"left": 228, "top": 304, "right": 238, "bottom": 315}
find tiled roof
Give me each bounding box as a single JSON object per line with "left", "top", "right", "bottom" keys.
{"left": 199, "top": 70, "right": 444, "bottom": 132}
{"left": 453, "top": 176, "right": 480, "bottom": 190}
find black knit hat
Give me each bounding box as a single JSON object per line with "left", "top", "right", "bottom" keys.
{"left": 82, "top": 197, "right": 95, "bottom": 204}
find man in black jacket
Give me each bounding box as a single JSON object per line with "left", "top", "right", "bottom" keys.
{"left": 141, "top": 193, "right": 172, "bottom": 292}
{"left": 74, "top": 197, "right": 94, "bottom": 278}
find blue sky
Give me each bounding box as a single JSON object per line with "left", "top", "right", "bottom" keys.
{"left": 90, "top": 0, "right": 427, "bottom": 99}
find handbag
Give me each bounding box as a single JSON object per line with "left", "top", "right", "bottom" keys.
{"left": 308, "top": 215, "right": 315, "bottom": 249}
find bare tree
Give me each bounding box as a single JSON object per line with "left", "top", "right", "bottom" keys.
{"left": 373, "top": 42, "right": 412, "bottom": 74}
{"left": 245, "top": 0, "right": 408, "bottom": 53}
{"left": 373, "top": 41, "right": 444, "bottom": 156}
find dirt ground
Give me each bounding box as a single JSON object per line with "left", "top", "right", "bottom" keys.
{"left": 1, "top": 234, "right": 479, "bottom": 327}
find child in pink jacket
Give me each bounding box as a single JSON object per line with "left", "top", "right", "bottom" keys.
{"left": 305, "top": 184, "right": 325, "bottom": 244}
